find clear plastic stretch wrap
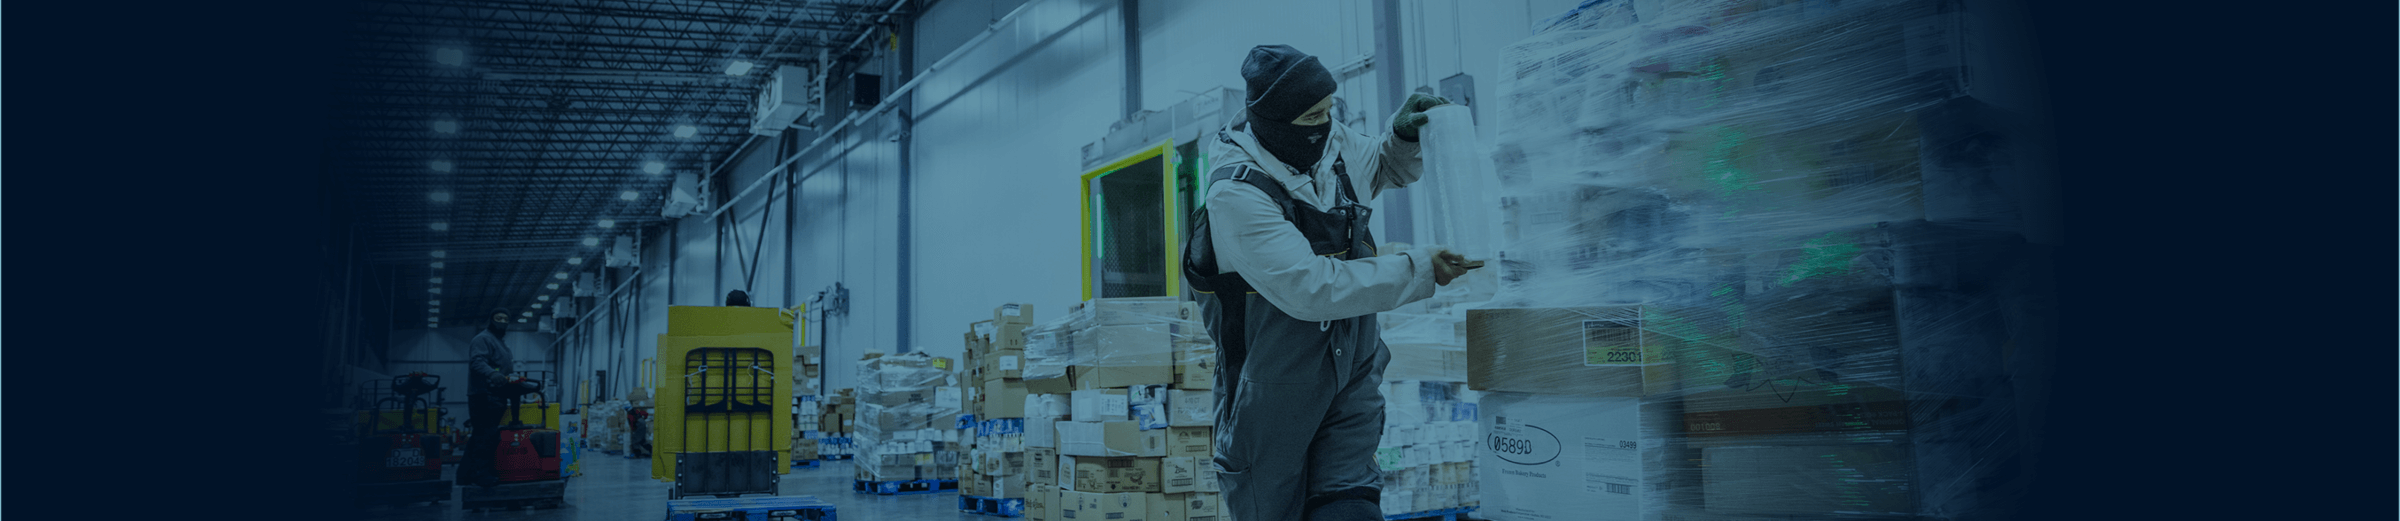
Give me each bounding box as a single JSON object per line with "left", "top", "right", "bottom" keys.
{"left": 1024, "top": 297, "right": 1216, "bottom": 391}
{"left": 585, "top": 400, "right": 631, "bottom": 453}
{"left": 1466, "top": 1, "right": 2054, "bottom": 520}
{"left": 853, "top": 353, "right": 963, "bottom": 481}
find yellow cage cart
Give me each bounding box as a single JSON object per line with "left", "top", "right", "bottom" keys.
{"left": 653, "top": 306, "right": 795, "bottom": 499}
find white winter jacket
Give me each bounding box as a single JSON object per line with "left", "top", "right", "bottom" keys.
{"left": 1204, "top": 113, "right": 1442, "bottom": 322}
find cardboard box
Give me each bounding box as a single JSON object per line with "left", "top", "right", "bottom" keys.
{"left": 1476, "top": 392, "right": 1647, "bottom": 521}
{"left": 993, "top": 473, "right": 1028, "bottom": 498}
{"left": 997, "top": 303, "right": 1037, "bottom": 325}
{"left": 1025, "top": 370, "right": 1076, "bottom": 395}
{"left": 987, "top": 348, "right": 1027, "bottom": 379}
{"left": 1128, "top": 384, "right": 1169, "bottom": 430}
{"left": 1027, "top": 484, "right": 1056, "bottom": 520}
{"left": 1074, "top": 364, "right": 1175, "bottom": 390}
{"left": 1172, "top": 345, "right": 1216, "bottom": 390}
{"left": 1162, "top": 457, "right": 1204, "bottom": 494}
{"left": 1464, "top": 307, "right": 1689, "bottom": 396}
{"left": 1070, "top": 389, "right": 1129, "bottom": 422}
{"left": 1166, "top": 389, "right": 1212, "bottom": 427}
{"left": 993, "top": 323, "right": 1031, "bottom": 351}
{"left": 1027, "top": 446, "right": 1061, "bottom": 485}
{"left": 1165, "top": 427, "right": 1211, "bottom": 460}
{"left": 978, "top": 449, "right": 1026, "bottom": 476}
{"left": 1063, "top": 455, "right": 1164, "bottom": 493}
{"left": 1025, "top": 417, "right": 1058, "bottom": 448}
{"left": 1185, "top": 493, "right": 1221, "bottom": 521}
{"left": 1059, "top": 420, "right": 1163, "bottom": 457}
{"left": 1147, "top": 493, "right": 1186, "bottom": 521}
{"left": 1028, "top": 393, "right": 1072, "bottom": 419}
{"left": 984, "top": 378, "right": 1031, "bottom": 419}
{"left": 1060, "top": 490, "right": 1147, "bottom": 521}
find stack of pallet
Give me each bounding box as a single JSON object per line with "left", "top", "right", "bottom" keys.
{"left": 1018, "top": 297, "right": 1220, "bottom": 521}
{"left": 852, "top": 352, "right": 965, "bottom": 485}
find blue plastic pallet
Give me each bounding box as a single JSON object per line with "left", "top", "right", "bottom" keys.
{"left": 852, "top": 479, "right": 957, "bottom": 496}
{"left": 666, "top": 495, "right": 837, "bottom": 521}
{"left": 792, "top": 459, "right": 822, "bottom": 469}
{"left": 1387, "top": 506, "right": 1477, "bottom": 521}
{"left": 957, "top": 495, "right": 1025, "bottom": 518}
{"left": 818, "top": 454, "right": 853, "bottom": 461}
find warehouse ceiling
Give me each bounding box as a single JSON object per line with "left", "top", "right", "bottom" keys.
{"left": 331, "top": 0, "right": 905, "bottom": 330}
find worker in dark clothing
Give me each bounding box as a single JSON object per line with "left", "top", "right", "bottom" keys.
{"left": 725, "top": 290, "right": 751, "bottom": 307}
{"left": 459, "top": 308, "right": 535, "bottom": 487}
{"left": 1188, "top": 45, "right": 1475, "bottom": 521}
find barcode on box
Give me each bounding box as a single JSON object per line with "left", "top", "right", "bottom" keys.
{"left": 1607, "top": 483, "right": 1632, "bottom": 495}
{"left": 1171, "top": 478, "right": 1193, "bottom": 486}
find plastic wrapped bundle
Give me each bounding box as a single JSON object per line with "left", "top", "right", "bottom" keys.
{"left": 852, "top": 353, "right": 962, "bottom": 481}
{"left": 1467, "top": 1, "right": 2055, "bottom": 520}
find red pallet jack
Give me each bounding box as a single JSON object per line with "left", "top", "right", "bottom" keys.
{"left": 354, "top": 372, "right": 452, "bottom": 506}
{"left": 461, "top": 371, "right": 568, "bottom": 511}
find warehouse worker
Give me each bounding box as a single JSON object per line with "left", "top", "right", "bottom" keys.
{"left": 460, "top": 307, "right": 536, "bottom": 487}
{"left": 1185, "top": 45, "right": 1477, "bottom": 521}
{"left": 725, "top": 290, "right": 751, "bottom": 307}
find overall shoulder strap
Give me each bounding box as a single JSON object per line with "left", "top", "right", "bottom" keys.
{"left": 1210, "top": 163, "right": 1297, "bottom": 222}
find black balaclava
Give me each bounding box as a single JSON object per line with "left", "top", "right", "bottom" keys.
{"left": 726, "top": 290, "right": 751, "bottom": 307}
{"left": 1241, "top": 45, "right": 1338, "bottom": 172}
{"left": 487, "top": 308, "right": 511, "bottom": 338}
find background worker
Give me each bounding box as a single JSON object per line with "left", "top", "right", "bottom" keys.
{"left": 459, "top": 308, "right": 536, "bottom": 487}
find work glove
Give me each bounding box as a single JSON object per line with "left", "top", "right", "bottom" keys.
{"left": 1432, "top": 250, "right": 1484, "bottom": 287}
{"left": 1391, "top": 93, "right": 1452, "bottom": 142}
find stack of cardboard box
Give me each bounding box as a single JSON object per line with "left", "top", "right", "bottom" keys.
{"left": 1020, "top": 297, "right": 1220, "bottom": 521}
{"left": 852, "top": 352, "right": 966, "bottom": 483}
{"left": 960, "top": 303, "right": 1036, "bottom": 499}
{"left": 1376, "top": 381, "right": 1480, "bottom": 517}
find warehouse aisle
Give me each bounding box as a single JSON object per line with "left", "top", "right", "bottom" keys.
{"left": 352, "top": 457, "right": 984, "bottom": 521}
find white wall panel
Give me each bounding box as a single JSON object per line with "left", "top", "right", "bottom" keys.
{"left": 909, "top": 0, "right": 1122, "bottom": 363}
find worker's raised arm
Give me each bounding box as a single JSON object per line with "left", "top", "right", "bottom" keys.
{"left": 1209, "top": 181, "right": 1437, "bottom": 322}
{"left": 1364, "top": 94, "right": 1449, "bottom": 198}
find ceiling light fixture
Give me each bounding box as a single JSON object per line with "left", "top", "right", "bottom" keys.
{"left": 538, "top": 295, "right": 551, "bottom": 301}
{"left": 435, "top": 48, "right": 464, "bottom": 66}
{"left": 433, "top": 120, "right": 459, "bottom": 134}
{"left": 726, "top": 61, "right": 755, "bottom": 76}
{"left": 583, "top": 237, "right": 601, "bottom": 246}
{"left": 645, "top": 161, "right": 666, "bottom": 174}
{"left": 556, "top": 272, "right": 570, "bottom": 279}
{"left": 547, "top": 283, "right": 560, "bottom": 290}
{"left": 430, "top": 159, "right": 454, "bottom": 171}
{"left": 532, "top": 303, "right": 543, "bottom": 309}
{"left": 429, "top": 191, "right": 452, "bottom": 203}
{"left": 430, "top": 222, "right": 449, "bottom": 231}
{"left": 598, "top": 219, "right": 617, "bottom": 228}
{"left": 674, "top": 125, "right": 697, "bottom": 138}
{"left": 431, "top": 250, "right": 447, "bottom": 258}
{"left": 429, "top": 288, "right": 443, "bottom": 294}
{"left": 429, "top": 277, "right": 443, "bottom": 284}
{"left": 522, "top": 312, "right": 533, "bottom": 317}
{"left": 567, "top": 257, "right": 584, "bottom": 265}
{"left": 431, "top": 261, "right": 445, "bottom": 269}
{"left": 620, "top": 191, "right": 640, "bottom": 201}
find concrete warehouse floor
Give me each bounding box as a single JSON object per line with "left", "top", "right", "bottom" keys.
{"left": 353, "top": 455, "right": 984, "bottom": 521}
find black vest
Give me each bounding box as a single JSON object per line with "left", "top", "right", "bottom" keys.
{"left": 1182, "top": 128, "right": 1381, "bottom": 404}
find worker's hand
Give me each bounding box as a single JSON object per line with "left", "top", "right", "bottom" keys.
{"left": 1391, "top": 94, "right": 1452, "bottom": 142}
{"left": 1432, "top": 250, "right": 1483, "bottom": 286}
